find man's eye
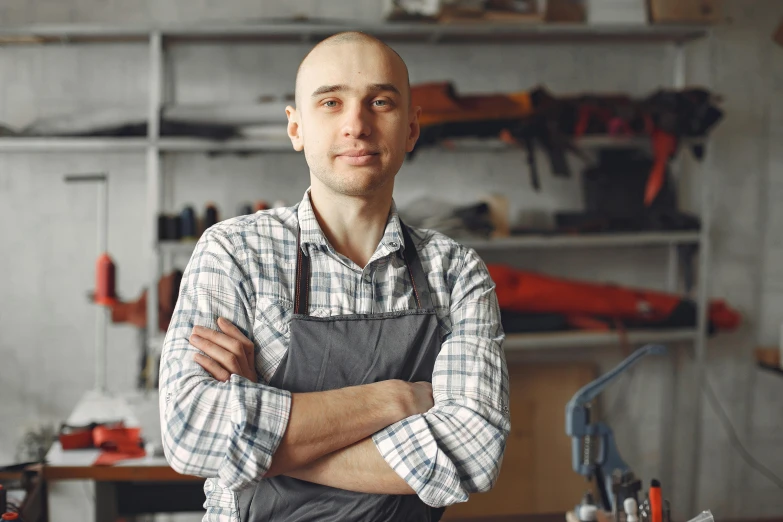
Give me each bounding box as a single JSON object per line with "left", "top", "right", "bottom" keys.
{"left": 323, "top": 100, "right": 338, "bottom": 108}
{"left": 373, "top": 100, "right": 389, "bottom": 107}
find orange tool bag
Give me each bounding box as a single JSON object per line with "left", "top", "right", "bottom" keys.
{"left": 488, "top": 265, "right": 740, "bottom": 333}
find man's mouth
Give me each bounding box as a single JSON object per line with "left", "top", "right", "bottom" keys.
{"left": 336, "top": 150, "right": 380, "bottom": 166}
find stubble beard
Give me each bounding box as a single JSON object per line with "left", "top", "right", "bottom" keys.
{"left": 307, "top": 151, "right": 396, "bottom": 197}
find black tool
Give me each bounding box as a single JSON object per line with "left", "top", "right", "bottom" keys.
{"left": 180, "top": 206, "right": 197, "bottom": 239}
{"left": 204, "top": 203, "right": 219, "bottom": 231}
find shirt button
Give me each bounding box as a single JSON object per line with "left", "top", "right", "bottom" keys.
{"left": 387, "top": 241, "right": 399, "bottom": 249}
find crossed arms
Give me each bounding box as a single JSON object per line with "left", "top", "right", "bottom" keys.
{"left": 159, "top": 228, "right": 510, "bottom": 507}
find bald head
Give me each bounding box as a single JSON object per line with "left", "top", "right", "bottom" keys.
{"left": 294, "top": 31, "right": 411, "bottom": 108}
{"left": 283, "top": 31, "right": 422, "bottom": 199}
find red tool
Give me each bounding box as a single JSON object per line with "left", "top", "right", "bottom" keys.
{"left": 646, "top": 130, "right": 677, "bottom": 206}
{"left": 58, "top": 421, "right": 146, "bottom": 465}
{"left": 649, "top": 479, "right": 663, "bottom": 522}
{"left": 94, "top": 253, "right": 117, "bottom": 306}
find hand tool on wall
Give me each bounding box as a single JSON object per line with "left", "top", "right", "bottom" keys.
{"left": 410, "top": 82, "right": 574, "bottom": 190}
{"left": 566, "top": 344, "right": 667, "bottom": 511}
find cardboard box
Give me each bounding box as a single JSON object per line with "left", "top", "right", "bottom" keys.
{"left": 438, "top": 0, "right": 546, "bottom": 23}
{"left": 648, "top": 0, "right": 720, "bottom": 24}
{"left": 545, "top": 0, "right": 586, "bottom": 23}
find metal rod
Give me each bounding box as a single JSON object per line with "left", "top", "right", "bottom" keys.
{"left": 64, "top": 172, "right": 110, "bottom": 392}
{"left": 673, "top": 43, "right": 686, "bottom": 89}
{"left": 63, "top": 173, "right": 107, "bottom": 183}
{"left": 147, "top": 31, "right": 163, "bottom": 354}
{"left": 666, "top": 244, "right": 678, "bottom": 292}
{"left": 687, "top": 34, "right": 714, "bottom": 519}
{"left": 657, "top": 43, "right": 689, "bottom": 512}
{"left": 95, "top": 306, "right": 110, "bottom": 393}
{"left": 97, "top": 176, "right": 108, "bottom": 254}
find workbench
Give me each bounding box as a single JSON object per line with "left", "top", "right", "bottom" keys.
{"left": 43, "top": 390, "right": 204, "bottom": 521}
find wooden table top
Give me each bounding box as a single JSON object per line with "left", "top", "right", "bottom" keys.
{"left": 43, "top": 463, "right": 202, "bottom": 482}
{"left": 44, "top": 441, "right": 202, "bottom": 482}
{"left": 448, "top": 515, "right": 563, "bottom": 522}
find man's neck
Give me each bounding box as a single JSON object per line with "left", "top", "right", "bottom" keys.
{"left": 308, "top": 182, "right": 393, "bottom": 269}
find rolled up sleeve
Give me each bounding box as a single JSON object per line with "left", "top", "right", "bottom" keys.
{"left": 159, "top": 227, "right": 291, "bottom": 491}
{"left": 372, "top": 248, "right": 511, "bottom": 507}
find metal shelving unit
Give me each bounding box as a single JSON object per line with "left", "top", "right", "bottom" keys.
{"left": 0, "top": 138, "right": 148, "bottom": 152}
{"left": 0, "top": 21, "right": 714, "bottom": 517}
{"left": 463, "top": 231, "right": 700, "bottom": 250}
{"left": 504, "top": 328, "right": 697, "bottom": 351}
{"left": 0, "top": 22, "right": 708, "bottom": 45}
{"left": 159, "top": 230, "right": 700, "bottom": 258}
{"left": 0, "top": 135, "right": 703, "bottom": 153}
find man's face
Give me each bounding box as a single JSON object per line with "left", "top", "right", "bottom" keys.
{"left": 287, "top": 41, "right": 420, "bottom": 197}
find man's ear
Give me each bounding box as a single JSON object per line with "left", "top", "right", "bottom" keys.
{"left": 286, "top": 106, "right": 304, "bottom": 152}
{"left": 406, "top": 105, "right": 422, "bottom": 153}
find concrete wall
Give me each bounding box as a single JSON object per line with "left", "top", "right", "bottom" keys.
{"left": 1, "top": 0, "right": 782, "bottom": 520}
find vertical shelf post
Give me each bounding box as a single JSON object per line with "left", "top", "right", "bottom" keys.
{"left": 688, "top": 34, "right": 714, "bottom": 518}
{"left": 146, "top": 31, "right": 163, "bottom": 384}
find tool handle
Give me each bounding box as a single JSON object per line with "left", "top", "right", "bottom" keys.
{"left": 649, "top": 482, "right": 663, "bottom": 522}
{"left": 568, "top": 344, "right": 667, "bottom": 406}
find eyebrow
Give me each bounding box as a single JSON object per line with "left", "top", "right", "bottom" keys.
{"left": 311, "top": 84, "right": 348, "bottom": 97}
{"left": 310, "top": 83, "right": 402, "bottom": 98}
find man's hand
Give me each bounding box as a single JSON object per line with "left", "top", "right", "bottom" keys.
{"left": 190, "top": 317, "right": 257, "bottom": 383}
{"left": 407, "top": 381, "right": 434, "bottom": 416}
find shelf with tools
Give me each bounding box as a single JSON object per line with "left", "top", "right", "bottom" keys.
{"left": 146, "top": 328, "right": 698, "bottom": 354}
{"left": 0, "top": 21, "right": 715, "bottom": 517}
{"left": 0, "top": 22, "right": 709, "bottom": 45}
{"left": 503, "top": 328, "right": 697, "bottom": 351}
{"left": 157, "top": 135, "right": 705, "bottom": 153}
{"left": 0, "top": 135, "right": 704, "bottom": 153}
{"left": 157, "top": 230, "right": 701, "bottom": 259}
{"left": 0, "top": 137, "right": 149, "bottom": 152}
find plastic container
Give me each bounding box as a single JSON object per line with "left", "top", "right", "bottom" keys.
{"left": 587, "top": 0, "right": 647, "bottom": 24}
{"left": 686, "top": 511, "right": 714, "bottom": 522}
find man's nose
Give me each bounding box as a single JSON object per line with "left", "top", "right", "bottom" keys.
{"left": 341, "top": 103, "right": 372, "bottom": 139}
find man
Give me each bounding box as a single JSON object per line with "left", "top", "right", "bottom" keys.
{"left": 159, "top": 31, "right": 510, "bottom": 522}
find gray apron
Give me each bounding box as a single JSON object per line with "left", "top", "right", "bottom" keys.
{"left": 237, "top": 223, "right": 447, "bottom": 522}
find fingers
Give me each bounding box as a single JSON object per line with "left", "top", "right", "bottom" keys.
{"left": 192, "top": 324, "right": 248, "bottom": 364}
{"left": 190, "top": 333, "right": 250, "bottom": 379}
{"left": 216, "top": 317, "right": 255, "bottom": 360}
{"left": 190, "top": 320, "right": 257, "bottom": 383}
{"left": 194, "top": 353, "right": 231, "bottom": 382}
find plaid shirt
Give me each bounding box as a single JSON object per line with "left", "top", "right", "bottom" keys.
{"left": 159, "top": 190, "right": 510, "bottom": 521}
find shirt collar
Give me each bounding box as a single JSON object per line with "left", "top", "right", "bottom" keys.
{"left": 296, "top": 189, "right": 405, "bottom": 255}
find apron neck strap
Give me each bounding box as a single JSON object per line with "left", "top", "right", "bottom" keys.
{"left": 295, "top": 231, "right": 310, "bottom": 315}
{"left": 399, "top": 222, "right": 434, "bottom": 311}
{"left": 294, "top": 221, "right": 434, "bottom": 315}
